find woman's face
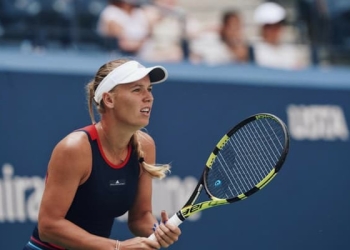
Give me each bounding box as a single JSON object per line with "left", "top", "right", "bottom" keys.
{"left": 110, "top": 75, "right": 154, "bottom": 129}
{"left": 262, "top": 23, "right": 283, "bottom": 44}
{"left": 225, "top": 15, "right": 241, "bottom": 35}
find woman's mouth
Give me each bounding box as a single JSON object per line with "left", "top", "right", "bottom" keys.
{"left": 141, "top": 107, "right": 151, "bottom": 114}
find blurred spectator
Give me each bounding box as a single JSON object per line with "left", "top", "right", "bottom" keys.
{"left": 97, "top": 0, "right": 155, "bottom": 56}
{"left": 251, "top": 1, "right": 311, "bottom": 70}
{"left": 135, "top": 0, "right": 185, "bottom": 62}
{"left": 190, "top": 10, "right": 251, "bottom": 65}
{"left": 219, "top": 10, "right": 251, "bottom": 63}
{"left": 138, "top": 0, "right": 203, "bottom": 62}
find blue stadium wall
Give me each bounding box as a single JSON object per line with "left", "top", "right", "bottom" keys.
{"left": 1, "top": 54, "right": 350, "bottom": 250}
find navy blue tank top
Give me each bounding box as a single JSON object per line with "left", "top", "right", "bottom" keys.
{"left": 30, "top": 125, "right": 140, "bottom": 248}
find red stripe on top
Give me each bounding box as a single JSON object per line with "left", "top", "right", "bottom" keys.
{"left": 80, "top": 124, "right": 98, "bottom": 140}
{"left": 81, "top": 124, "right": 131, "bottom": 169}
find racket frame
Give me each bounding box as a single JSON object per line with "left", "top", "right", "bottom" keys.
{"left": 148, "top": 113, "right": 290, "bottom": 240}
{"left": 178, "top": 113, "right": 289, "bottom": 221}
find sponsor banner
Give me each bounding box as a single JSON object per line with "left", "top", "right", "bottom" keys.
{"left": 1, "top": 68, "right": 350, "bottom": 250}
{"left": 0, "top": 164, "right": 43, "bottom": 223}
{"left": 0, "top": 163, "right": 198, "bottom": 223}
{"left": 287, "top": 104, "right": 349, "bottom": 141}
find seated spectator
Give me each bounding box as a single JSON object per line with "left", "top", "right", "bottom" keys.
{"left": 136, "top": 0, "right": 186, "bottom": 62}
{"left": 251, "top": 2, "right": 310, "bottom": 70}
{"left": 139, "top": 0, "right": 203, "bottom": 62}
{"left": 190, "top": 10, "right": 251, "bottom": 65}
{"left": 97, "top": 0, "right": 155, "bottom": 56}
{"left": 97, "top": 0, "right": 194, "bottom": 62}
{"left": 219, "top": 10, "right": 251, "bottom": 63}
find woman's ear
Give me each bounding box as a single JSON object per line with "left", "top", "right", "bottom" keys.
{"left": 102, "top": 92, "right": 114, "bottom": 108}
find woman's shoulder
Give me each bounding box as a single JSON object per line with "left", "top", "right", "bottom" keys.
{"left": 53, "top": 129, "right": 91, "bottom": 156}
{"left": 47, "top": 130, "right": 92, "bottom": 183}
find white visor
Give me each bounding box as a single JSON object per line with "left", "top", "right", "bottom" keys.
{"left": 94, "top": 60, "right": 168, "bottom": 103}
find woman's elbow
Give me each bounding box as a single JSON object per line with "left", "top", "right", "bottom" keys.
{"left": 37, "top": 217, "right": 55, "bottom": 242}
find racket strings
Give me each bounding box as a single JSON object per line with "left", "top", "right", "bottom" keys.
{"left": 206, "top": 118, "right": 286, "bottom": 199}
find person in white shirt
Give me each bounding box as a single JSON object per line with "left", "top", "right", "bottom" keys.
{"left": 97, "top": 0, "right": 197, "bottom": 62}
{"left": 190, "top": 10, "right": 251, "bottom": 65}
{"left": 252, "top": 2, "right": 310, "bottom": 70}
{"left": 97, "top": 0, "right": 154, "bottom": 56}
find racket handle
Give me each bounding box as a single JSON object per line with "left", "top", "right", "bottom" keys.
{"left": 148, "top": 213, "right": 183, "bottom": 241}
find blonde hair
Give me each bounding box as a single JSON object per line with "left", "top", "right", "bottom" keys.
{"left": 86, "top": 58, "right": 170, "bottom": 179}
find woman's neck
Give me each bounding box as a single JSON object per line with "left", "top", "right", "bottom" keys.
{"left": 97, "top": 120, "right": 132, "bottom": 151}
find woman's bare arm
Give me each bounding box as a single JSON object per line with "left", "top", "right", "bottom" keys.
{"left": 38, "top": 132, "right": 117, "bottom": 250}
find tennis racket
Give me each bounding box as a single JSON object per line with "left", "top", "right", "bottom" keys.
{"left": 149, "top": 113, "right": 289, "bottom": 240}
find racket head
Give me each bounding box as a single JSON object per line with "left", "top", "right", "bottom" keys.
{"left": 203, "top": 113, "right": 289, "bottom": 202}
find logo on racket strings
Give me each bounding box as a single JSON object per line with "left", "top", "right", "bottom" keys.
{"left": 215, "top": 180, "right": 222, "bottom": 187}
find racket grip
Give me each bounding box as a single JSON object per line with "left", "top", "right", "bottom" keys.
{"left": 148, "top": 213, "right": 183, "bottom": 241}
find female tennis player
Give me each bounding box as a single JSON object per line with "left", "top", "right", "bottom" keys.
{"left": 23, "top": 59, "right": 181, "bottom": 250}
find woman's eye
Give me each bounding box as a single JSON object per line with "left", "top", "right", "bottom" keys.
{"left": 132, "top": 87, "right": 152, "bottom": 93}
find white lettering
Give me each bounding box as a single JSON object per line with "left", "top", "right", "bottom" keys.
{"left": 3, "top": 164, "right": 15, "bottom": 222}
{"left": 116, "top": 176, "right": 199, "bottom": 222}
{"left": 153, "top": 176, "right": 200, "bottom": 221}
{"left": 27, "top": 177, "right": 45, "bottom": 221}
{"left": 287, "top": 104, "right": 349, "bottom": 141}
{"left": 0, "top": 164, "right": 45, "bottom": 223}
{"left": 0, "top": 178, "right": 5, "bottom": 222}
{"left": 0, "top": 164, "right": 199, "bottom": 224}
{"left": 14, "top": 177, "right": 32, "bottom": 222}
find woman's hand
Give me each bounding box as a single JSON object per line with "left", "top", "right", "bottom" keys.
{"left": 153, "top": 210, "right": 182, "bottom": 248}
{"left": 119, "top": 237, "right": 161, "bottom": 250}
